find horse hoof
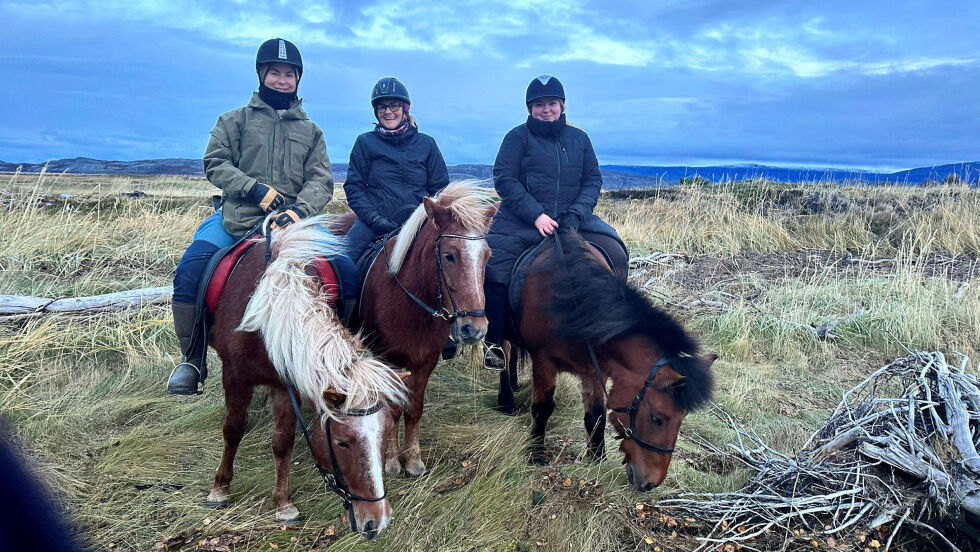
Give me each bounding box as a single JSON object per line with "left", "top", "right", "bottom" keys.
{"left": 206, "top": 489, "right": 229, "bottom": 509}
{"left": 497, "top": 401, "right": 516, "bottom": 416}
{"left": 405, "top": 459, "right": 426, "bottom": 478}
{"left": 528, "top": 451, "right": 547, "bottom": 466}
{"left": 275, "top": 505, "right": 300, "bottom": 523}
{"left": 384, "top": 458, "right": 402, "bottom": 476}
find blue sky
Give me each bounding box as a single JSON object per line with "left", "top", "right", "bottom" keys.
{"left": 3, "top": 0, "right": 978, "bottom": 170}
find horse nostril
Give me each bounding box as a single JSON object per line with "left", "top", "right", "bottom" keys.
{"left": 362, "top": 519, "right": 377, "bottom": 538}
{"left": 461, "top": 323, "right": 474, "bottom": 338}
{"left": 641, "top": 481, "right": 656, "bottom": 492}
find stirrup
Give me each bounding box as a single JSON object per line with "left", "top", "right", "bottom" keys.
{"left": 482, "top": 343, "right": 506, "bottom": 372}
{"left": 167, "top": 362, "right": 203, "bottom": 395}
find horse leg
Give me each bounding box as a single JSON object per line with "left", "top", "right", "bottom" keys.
{"left": 529, "top": 358, "right": 557, "bottom": 465}
{"left": 208, "top": 383, "right": 252, "bottom": 508}
{"left": 498, "top": 342, "right": 518, "bottom": 415}
{"left": 582, "top": 381, "right": 606, "bottom": 462}
{"left": 400, "top": 366, "right": 433, "bottom": 477}
{"left": 383, "top": 405, "right": 403, "bottom": 476}
{"left": 270, "top": 388, "right": 300, "bottom": 523}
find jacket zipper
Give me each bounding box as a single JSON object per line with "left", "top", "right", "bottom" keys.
{"left": 553, "top": 140, "right": 565, "bottom": 217}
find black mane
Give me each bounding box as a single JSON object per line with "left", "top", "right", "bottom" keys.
{"left": 544, "top": 228, "right": 713, "bottom": 409}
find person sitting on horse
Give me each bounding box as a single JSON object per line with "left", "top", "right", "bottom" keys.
{"left": 168, "top": 38, "right": 356, "bottom": 395}
{"left": 342, "top": 77, "right": 450, "bottom": 263}
{"left": 483, "top": 75, "right": 628, "bottom": 369}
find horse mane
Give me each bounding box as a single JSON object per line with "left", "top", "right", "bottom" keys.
{"left": 388, "top": 180, "right": 493, "bottom": 274}
{"left": 545, "top": 228, "right": 713, "bottom": 410}
{"left": 238, "top": 215, "right": 407, "bottom": 419}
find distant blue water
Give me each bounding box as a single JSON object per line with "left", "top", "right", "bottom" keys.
{"left": 601, "top": 162, "right": 980, "bottom": 185}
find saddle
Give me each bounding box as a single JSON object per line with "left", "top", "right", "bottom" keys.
{"left": 351, "top": 236, "right": 389, "bottom": 321}
{"left": 508, "top": 231, "right": 629, "bottom": 338}
{"left": 185, "top": 236, "right": 346, "bottom": 380}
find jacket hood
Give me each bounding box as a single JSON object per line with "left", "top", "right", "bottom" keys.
{"left": 248, "top": 92, "right": 309, "bottom": 120}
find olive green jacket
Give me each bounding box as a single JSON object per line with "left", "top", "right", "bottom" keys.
{"left": 203, "top": 93, "right": 334, "bottom": 236}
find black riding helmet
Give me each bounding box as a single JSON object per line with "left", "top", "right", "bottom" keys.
{"left": 256, "top": 38, "right": 303, "bottom": 82}
{"left": 526, "top": 75, "right": 565, "bottom": 104}
{"left": 371, "top": 77, "right": 410, "bottom": 107}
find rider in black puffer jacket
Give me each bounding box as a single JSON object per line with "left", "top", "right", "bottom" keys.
{"left": 343, "top": 77, "right": 450, "bottom": 262}
{"left": 484, "top": 75, "right": 625, "bottom": 369}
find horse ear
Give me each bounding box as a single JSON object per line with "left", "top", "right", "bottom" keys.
{"left": 484, "top": 202, "right": 499, "bottom": 225}
{"left": 395, "top": 370, "right": 412, "bottom": 382}
{"left": 323, "top": 388, "right": 346, "bottom": 405}
{"left": 423, "top": 197, "right": 440, "bottom": 230}
{"left": 666, "top": 376, "right": 687, "bottom": 391}
{"left": 699, "top": 353, "right": 719, "bottom": 368}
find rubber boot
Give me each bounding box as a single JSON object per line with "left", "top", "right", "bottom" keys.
{"left": 167, "top": 301, "right": 205, "bottom": 395}
{"left": 339, "top": 297, "right": 357, "bottom": 328}
{"left": 442, "top": 336, "right": 458, "bottom": 360}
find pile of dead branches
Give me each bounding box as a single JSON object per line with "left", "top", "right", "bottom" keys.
{"left": 663, "top": 351, "right": 980, "bottom": 551}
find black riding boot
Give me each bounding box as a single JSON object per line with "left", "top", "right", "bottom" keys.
{"left": 167, "top": 301, "right": 205, "bottom": 395}
{"left": 483, "top": 282, "right": 507, "bottom": 370}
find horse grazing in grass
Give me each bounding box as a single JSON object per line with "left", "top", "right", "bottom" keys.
{"left": 333, "top": 181, "right": 496, "bottom": 477}
{"left": 502, "top": 228, "right": 715, "bottom": 491}
{"left": 207, "top": 217, "right": 408, "bottom": 538}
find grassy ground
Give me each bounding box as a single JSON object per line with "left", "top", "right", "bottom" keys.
{"left": 1, "top": 172, "right": 978, "bottom": 551}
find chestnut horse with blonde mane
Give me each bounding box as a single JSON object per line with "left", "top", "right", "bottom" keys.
{"left": 334, "top": 181, "right": 496, "bottom": 477}
{"left": 503, "top": 228, "right": 716, "bottom": 491}
{"left": 206, "top": 216, "right": 408, "bottom": 538}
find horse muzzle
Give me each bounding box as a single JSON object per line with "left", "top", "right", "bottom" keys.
{"left": 625, "top": 463, "right": 660, "bottom": 493}
{"left": 352, "top": 501, "right": 391, "bottom": 539}
{"left": 452, "top": 316, "right": 487, "bottom": 345}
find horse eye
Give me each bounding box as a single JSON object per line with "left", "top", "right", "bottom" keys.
{"left": 649, "top": 414, "right": 663, "bottom": 426}
{"left": 336, "top": 440, "right": 350, "bottom": 449}
{"left": 443, "top": 252, "right": 455, "bottom": 263}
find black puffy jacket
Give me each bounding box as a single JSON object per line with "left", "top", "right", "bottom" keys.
{"left": 492, "top": 114, "right": 602, "bottom": 226}
{"left": 343, "top": 125, "right": 450, "bottom": 228}
{"left": 486, "top": 114, "right": 612, "bottom": 283}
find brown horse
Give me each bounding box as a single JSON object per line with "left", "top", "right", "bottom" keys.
{"left": 334, "top": 181, "right": 496, "bottom": 477}
{"left": 206, "top": 217, "right": 409, "bottom": 538}
{"left": 503, "top": 228, "right": 715, "bottom": 491}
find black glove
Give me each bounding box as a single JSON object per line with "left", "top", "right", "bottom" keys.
{"left": 369, "top": 214, "right": 398, "bottom": 234}
{"left": 560, "top": 212, "right": 583, "bottom": 230}
{"left": 271, "top": 206, "right": 304, "bottom": 230}
{"left": 246, "top": 182, "right": 286, "bottom": 213}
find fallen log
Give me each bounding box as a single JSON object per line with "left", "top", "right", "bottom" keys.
{"left": 0, "top": 287, "right": 172, "bottom": 320}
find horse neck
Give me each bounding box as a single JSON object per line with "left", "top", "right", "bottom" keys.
{"left": 393, "top": 223, "right": 439, "bottom": 303}
{"left": 601, "top": 333, "right": 661, "bottom": 380}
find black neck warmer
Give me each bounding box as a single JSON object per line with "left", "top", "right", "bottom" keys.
{"left": 526, "top": 113, "right": 566, "bottom": 138}
{"left": 259, "top": 84, "right": 297, "bottom": 110}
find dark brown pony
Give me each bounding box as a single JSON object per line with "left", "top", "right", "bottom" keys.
{"left": 205, "top": 217, "right": 408, "bottom": 538}
{"left": 334, "top": 181, "right": 496, "bottom": 477}
{"left": 503, "top": 228, "right": 715, "bottom": 491}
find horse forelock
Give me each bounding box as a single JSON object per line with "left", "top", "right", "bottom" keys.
{"left": 662, "top": 355, "right": 714, "bottom": 411}
{"left": 239, "top": 215, "right": 407, "bottom": 417}
{"left": 387, "top": 180, "right": 493, "bottom": 274}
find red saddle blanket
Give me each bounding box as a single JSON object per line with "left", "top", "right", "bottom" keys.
{"left": 204, "top": 239, "right": 340, "bottom": 315}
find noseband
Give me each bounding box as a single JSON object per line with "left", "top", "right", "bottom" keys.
{"left": 382, "top": 226, "right": 487, "bottom": 322}
{"left": 284, "top": 381, "right": 386, "bottom": 534}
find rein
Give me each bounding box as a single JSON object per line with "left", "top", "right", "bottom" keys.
{"left": 381, "top": 224, "right": 486, "bottom": 322}
{"left": 552, "top": 231, "right": 675, "bottom": 455}
{"left": 261, "top": 226, "right": 386, "bottom": 532}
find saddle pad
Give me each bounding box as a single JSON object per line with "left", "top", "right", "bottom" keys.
{"left": 204, "top": 238, "right": 260, "bottom": 314}
{"left": 203, "top": 239, "right": 342, "bottom": 314}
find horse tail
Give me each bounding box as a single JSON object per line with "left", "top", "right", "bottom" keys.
{"left": 238, "top": 215, "right": 407, "bottom": 418}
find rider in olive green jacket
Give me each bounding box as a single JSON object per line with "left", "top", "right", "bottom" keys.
{"left": 204, "top": 92, "right": 333, "bottom": 236}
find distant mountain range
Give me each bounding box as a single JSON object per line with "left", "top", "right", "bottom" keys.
{"left": 2, "top": 156, "right": 977, "bottom": 187}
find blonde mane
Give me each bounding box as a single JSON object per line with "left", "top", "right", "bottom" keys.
{"left": 238, "top": 215, "right": 407, "bottom": 420}
{"left": 387, "top": 179, "right": 494, "bottom": 274}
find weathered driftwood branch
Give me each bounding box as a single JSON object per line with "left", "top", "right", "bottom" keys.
{"left": 0, "top": 287, "right": 172, "bottom": 320}
{"left": 661, "top": 352, "right": 980, "bottom": 551}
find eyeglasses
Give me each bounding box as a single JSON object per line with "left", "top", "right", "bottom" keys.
{"left": 375, "top": 102, "right": 404, "bottom": 113}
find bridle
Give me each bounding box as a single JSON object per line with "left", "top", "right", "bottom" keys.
{"left": 284, "top": 381, "right": 386, "bottom": 534}
{"left": 382, "top": 224, "right": 487, "bottom": 322}
{"left": 259, "top": 229, "right": 387, "bottom": 533}
{"left": 552, "top": 231, "right": 675, "bottom": 455}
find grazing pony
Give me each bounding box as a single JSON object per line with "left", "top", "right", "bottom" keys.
{"left": 334, "top": 181, "right": 496, "bottom": 477}
{"left": 207, "top": 216, "right": 408, "bottom": 538}
{"left": 504, "top": 228, "right": 715, "bottom": 491}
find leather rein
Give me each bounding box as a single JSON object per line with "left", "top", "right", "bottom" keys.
{"left": 381, "top": 223, "right": 487, "bottom": 322}
{"left": 552, "top": 231, "right": 675, "bottom": 455}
